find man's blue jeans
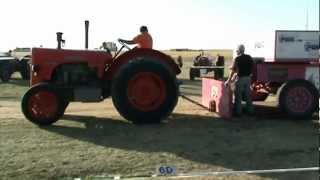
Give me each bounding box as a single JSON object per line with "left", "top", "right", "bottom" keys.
{"left": 234, "top": 76, "right": 254, "bottom": 115}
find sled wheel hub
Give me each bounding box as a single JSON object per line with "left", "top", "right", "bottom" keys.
{"left": 286, "top": 87, "right": 312, "bottom": 113}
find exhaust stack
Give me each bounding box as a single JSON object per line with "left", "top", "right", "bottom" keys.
{"left": 85, "top": 20, "right": 89, "bottom": 49}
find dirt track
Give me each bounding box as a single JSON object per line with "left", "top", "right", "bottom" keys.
{"left": 0, "top": 76, "right": 318, "bottom": 180}
{"left": 0, "top": 91, "right": 210, "bottom": 123}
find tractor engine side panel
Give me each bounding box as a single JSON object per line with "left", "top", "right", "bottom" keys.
{"left": 31, "top": 48, "right": 112, "bottom": 85}
{"left": 53, "top": 64, "right": 99, "bottom": 86}
{"left": 49, "top": 63, "right": 106, "bottom": 102}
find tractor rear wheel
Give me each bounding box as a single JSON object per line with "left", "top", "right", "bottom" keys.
{"left": 111, "top": 58, "right": 178, "bottom": 124}
{"left": 21, "top": 83, "right": 65, "bottom": 125}
{"left": 278, "top": 79, "right": 319, "bottom": 119}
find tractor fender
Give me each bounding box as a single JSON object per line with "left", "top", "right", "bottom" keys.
{"left": 106, "top": 49, "right": 181, "bottom": 80}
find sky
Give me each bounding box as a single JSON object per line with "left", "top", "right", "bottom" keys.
{"left": 0, "top": 0, "right": 319, "bottom": 58}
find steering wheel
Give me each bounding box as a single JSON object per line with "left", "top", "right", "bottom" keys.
{"left": 118, "top": 39, "right": 131, "bottom": 50}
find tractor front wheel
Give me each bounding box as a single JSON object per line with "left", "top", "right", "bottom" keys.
{"left": 21, "top": 83, "right": 65, "bottom": 125}
{"left": 111, "top": 59, "right": 178, "bottom": 124}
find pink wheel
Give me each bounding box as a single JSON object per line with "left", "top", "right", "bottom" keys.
{"left": 278, "top": 80, "right": 318, "bottom": 119}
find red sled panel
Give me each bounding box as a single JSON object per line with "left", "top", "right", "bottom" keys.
{"left": 202, "top": 78, "right": 232, "bottom": 119}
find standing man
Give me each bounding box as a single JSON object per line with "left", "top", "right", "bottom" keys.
{"left": 225, "top": 44, "right": 254, "bottom": 117}
{"left": 118, "top": 26, "right": 153, "bottom": 49}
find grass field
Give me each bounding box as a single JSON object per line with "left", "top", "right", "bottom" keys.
{"left": 0, "top": 52, "right": 319, "bottom": 180}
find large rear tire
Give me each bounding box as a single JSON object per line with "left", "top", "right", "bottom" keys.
{"left": 278, "top": 79, "right": 319, "bottom": 119}
{"left": 111, "top": 58, "right": 178, "bottom": 124}
{"left": 21, "top": 83, "right": 65, "bottom": 125}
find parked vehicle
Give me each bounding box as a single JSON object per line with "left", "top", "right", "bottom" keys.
{"left": 0, "top": 52, "right": 31, "bottom": 82}
{"left": 0, "top": 52, "right": 16, "bottom": 82}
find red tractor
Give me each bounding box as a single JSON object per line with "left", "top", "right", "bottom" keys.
{"left": 189, "top": 53, "right": 224, "bottom": 80}
{"left": 21, "top": 22, "right": 181, "bottom": 125}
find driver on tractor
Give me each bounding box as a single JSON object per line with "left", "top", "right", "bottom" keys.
{"left": 118, "top": 26, "right": 153, "bottom": 49}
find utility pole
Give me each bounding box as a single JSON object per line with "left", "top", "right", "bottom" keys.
{"left": 305, "top": 6, "right": 309, "bottom": 30}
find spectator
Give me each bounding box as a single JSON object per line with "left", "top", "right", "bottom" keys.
{"left": 225, "top": 44, "right": 254, "bottom": 117}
